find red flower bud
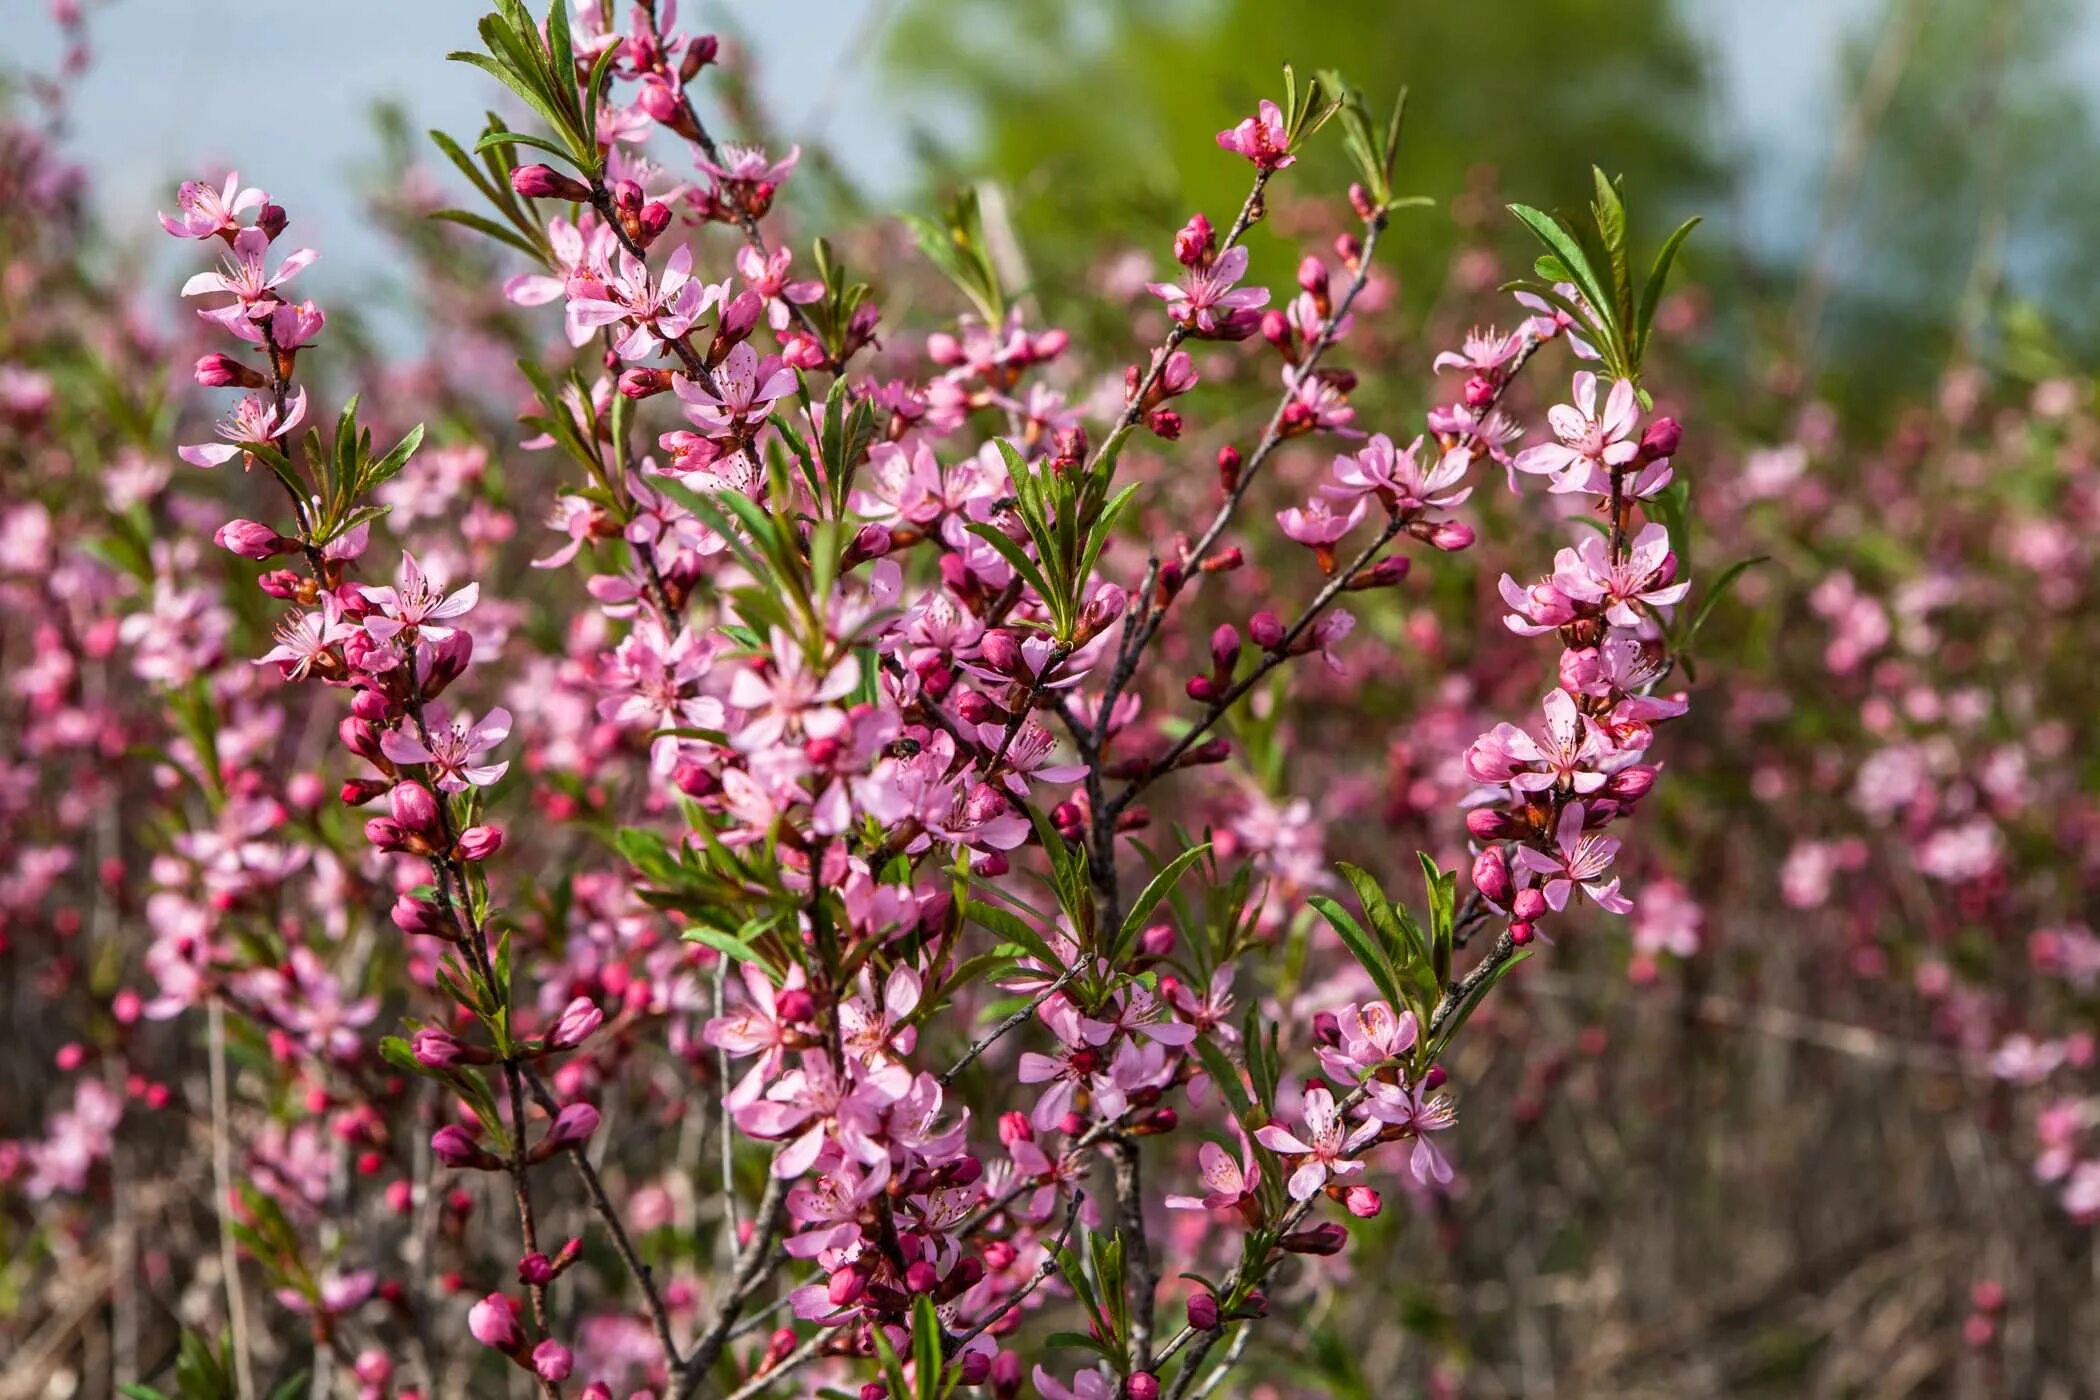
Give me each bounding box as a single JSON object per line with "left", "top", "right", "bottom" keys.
{"left": 389, "top": 781, "right": 441, "bottom": 838}
{"left": 510, "top": 164, "right": 591, "bottom": 202}
{"left": 1638, "top": 416, "right": 1682, "bottom": 462}
{"left": 195, "top": 353, "right": 266, "bottom": 389}
{"left": 213, "top": 518, "right": 292, "bottom": 560}
{"left": 455, "top": 824, "right": 504, "bottom": 862}
{"left": 1472, "top": 846, "right": 1512, "bottom": 906}
{"left": 1187, "top": 1291, "right": 1219, "bottom": 1330}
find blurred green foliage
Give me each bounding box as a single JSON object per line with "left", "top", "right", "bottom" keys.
{"left": 876, "top": 0, "right": 2100, "bottom": 419}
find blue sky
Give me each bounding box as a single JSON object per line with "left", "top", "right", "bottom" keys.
{"left": 20, "top": 0, "right": 2100, "bottom": 299}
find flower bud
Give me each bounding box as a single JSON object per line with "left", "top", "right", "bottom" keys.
{"left": 510, "top": 164, "right": 591, "bottom": 202}
{"left": 1342, "top": 1185, "right": 1382, "bottom": 1218}
{"left": 412, "top": 1027, "right": 467, "bottom": 1068}
{"left": 1605, "top": 766, "right": 1659, "bottom": 802}
{"left": 1209, "top": 624, "right": 1241, "bottom": 678}
{"left": 468, "top": 1292, "right": 525, "bottom": 1352}
{"left": 998, "top": 1111, "right": 1033, "bottom": 1147}
{"left": 1472, "top": 846, "right": 1512, "bottom": 907}
{"left": 1146, "top": 407, "right": 1182, "bottom": 440}
{"left": 773, "top": 988, "right": 815, "bottom": 1024}
{"left": 1216, "top": 444, "right": 1242, "bottom": 493}
{"left": 531, "top": 1340, "right": 573, "bottom": 1383}
{"left": 682, "top": 32, "right": 719, "bottom": 77}
{"left": 389, "top": 781, "right": 442, "bottom": 838}
{"left": 455, "top": 824, "right": 504, "bottom": 862}
{"left": 433, "top": 1126, "right": 499, "bottom": 1171}
{"left": 256, "top": 203, "right": 288, "bottom": 240}
{"left": 1512, "top": 887, "right": 1547, "bottom": 921}
{"left": 364, "top": 818, "right": 407, "bottom": 853}
{"left": 548, "top": 996, "right": 603, "bottom": 1049}
{"left": 1249, "top": 610, "right": 1285, "bottom": 651}
{"left": 1469, "top": 810, "right": 1525, "bottom": 844}
{"left": 1127, "top": 1374, "right": 1160, "bottom": 1400}
{"left": 1185, "top": 675, "right": 1220, "bottom": 703}
{"left": 1137, "top": 923, "right": 1176, "bottom": 958}
{"left": 1280, "top": 1221, "right": 1348, "bottom": 1255}
{"left": 391, "top": 893, "right": 453, "bottom": 939}
{"left": 1510, "top": 920, "right": 1536, "bottom": 946}
{"left": 539, "top": 1102, "right": 600, "bottom": 1154}
{"left": 214, "top": 518, "right": 292, "bottom": 560}
{"left": 195, "top": 353, "right": 266, "bottom": 389}
{"left": 1187, "top": 1292, "right": 1219, "bottom": 1330}
{"left": 619, "top": 366, "right": 673, "bottom": 399}
{"left": 828, "top": 1263, "right": 869, "bottom": 1306}
{"left": 978, "top": 628, "right": 1023, "bottom": 676}
{"left": 1638, "top": 416, "right": 1682, "bottom": 462}
{"left": 905, "top": 1259, "right": 939, "bottom": 1294}
{"left": 1173, "top": 212, "right": 1215, "bottom": 268}
{"left": 1462, "top": 375, "right": 1497, "bottom": 409}
{"left": 518, "top": 1252, "right": 556, "bottom": 1286}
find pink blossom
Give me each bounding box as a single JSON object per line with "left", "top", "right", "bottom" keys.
{"left": 1511, "top": 371, "right": 1640, "bottom": 493}
{"left": 566, "top": 244, "right": 713, "bottom": 360}
{"left": 359, "top": 552, "right": 480, "bottom": 645}
{"left": 1253, "top": 1085, "right": 1377, "bottom": 1201}
{"left": 1145, "top": 245, "right": 1269, "bottom": 339}
{"left": 674, "top": 340, "right": 796, "bottom": 433}
{"left": 1215, "top": 99, "right": 1293, "bottom": 169}
{"left": 159, "top": 171, "right": 266, "bottom": 240}
{"left": 1323, "top": 433, "right": 1471, "bottom": 513}
{"left": 1276, "top": 494, "right": 1366, "bottom": 548}
{"left": 1361, "top": 1079, "right": 1460, "bottom": 1186}
{"left": 736, "top": 243, "right": 824, "bottom": 330}
{"left": 379, "top": 707, "right": 513, "bottom": 792}
{"left": 1513, "top": 801, "right": 1632, "bottom": 914}
{"left": 178, "top": 387, "right": 307, "bottom": 467}
{"left": 180, "top": 227, "right": 318, "bottom": 324}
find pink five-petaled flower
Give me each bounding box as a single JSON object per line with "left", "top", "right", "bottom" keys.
{"left": 1514, "top": 801, "right": 1632, "bottom": 914}
{"left": 1163, "top": 1120, "right": 1262, "bottom": 1214}
{"left": 1511, "top": 370, "right": 1640, "bottom": 494}
{"left": 359, "top": 552, "right": 479, "bottom": 645}
{"left": 1561, "top": 523, "right": 1691, "bottom": 626}
{"left": 1216, "top": 98, "right": 1294, "bottom": 169}
{"left": 1324, "top": 432, "right": 1472, "bottom": 514}
{"left": 380, "top": 708, "right": 513, "bottom": 793}
{"left": 1432, "top": 325, "right": 1523, "bottom": 377}
{"left": 704, "top": 963, "right": 811, "bottom": 1108}
{"left": 674, "top": 340, "right": 798, "bottom": 433}
{"left": 1276, "top": 494, "right": 1366, "bottom": 548}
{"left": 1361, "top": 1079, "right": 1460, "bottom": 1186}
{"left": 159, "top": 171, "right": 266, "bottom": 240}
{"left": 178, "top": 387, "right": 307, "bottom": 468}
{"left": 566, "top": 244, "right": 711, "bottom": 360}
{"left": 1465, "top": 687, "right": 1611, "bottom": 795}
{"left": 726, "top": 632, "right": 860, "bottom": 752}
{"left": 696, "top": 141, "right": 800, "bottom": 187}
{"left": 467, "top": 1293, "right": 524, "bottom": 1352}
{"left": 1253, "top": 1085, "right": 1378, "bottom": 1201}
{"left": 1145, "top": 244, "right": 1269, "bottom": 340}
{"left": 504, "top": 213, "right": 617, "bottom": 347}
{"left": 977, "top": 719, "right": 1087, "bottom": 796}
{"left": 1017, "top": 999, "right": 1135, "bottom": 1131}
{"left": 1315, "top": 1000, "right": 1420, "bottom": 1082}
{"left": 180, "top": 227, "right": 318, "bottom": 325}
{"left": 256, "top": 594, "right": 353, "bottom": 680}
{"left": 736, "top": 244, "right": 824, "bottom": 330}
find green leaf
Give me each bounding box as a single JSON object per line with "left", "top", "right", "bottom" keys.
{"left": 1433, "top": 947, "right": 1534, "bottom": 1051}
{"left": 1114, "top": 843, "right": 1209, "bottom": 960}
{"left": 1635, "top": 215, "right": 1701, "bottom": 364}
{"left": 1682, "top": 555, "right": 1767, "bottom": 648}
{"left": 965, "top": 522, "right": 1056, "bottom": 617}
{"left": 1190, "top": 1036, "right": 1252, "bottom": 1120}
{"left": 911, "top": 1293, "right": 943, "bottom": 1399}
{"left": 1309, "top": 893, "right": 1403, "bottom": 1013}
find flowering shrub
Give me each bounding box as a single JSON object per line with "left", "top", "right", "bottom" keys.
{"left": 0, "top": 3, "right": 1836, "bottom": 1397}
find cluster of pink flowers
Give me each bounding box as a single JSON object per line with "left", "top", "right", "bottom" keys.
{"left": 0, "top": 6, "right": 1733, "bottom": 1397}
